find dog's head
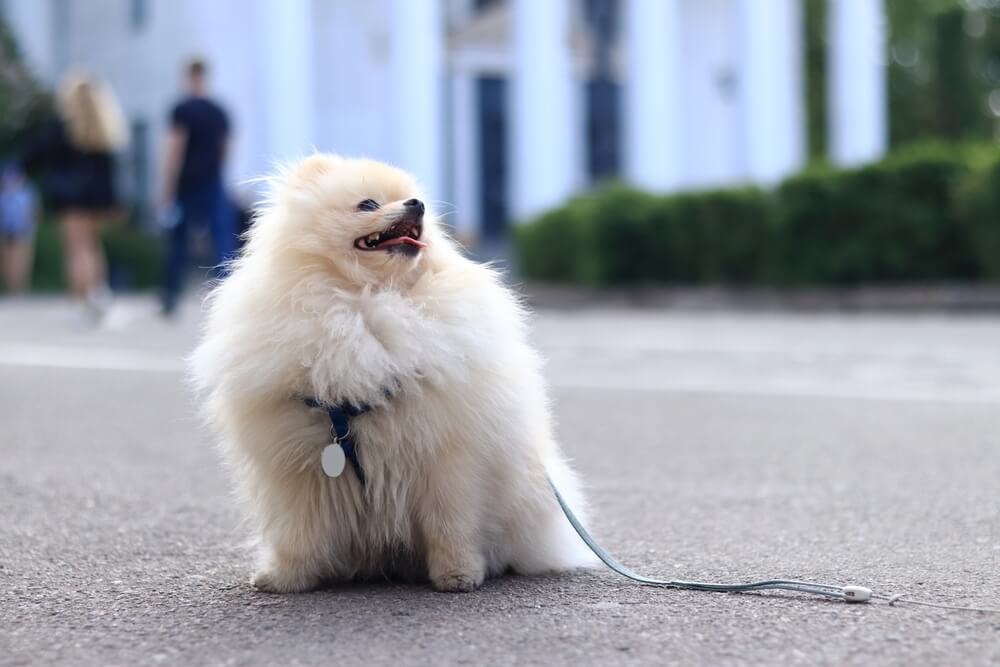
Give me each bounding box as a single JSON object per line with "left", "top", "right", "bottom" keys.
{"left": 249, "top": 154, "right": 442, "bottom": 288}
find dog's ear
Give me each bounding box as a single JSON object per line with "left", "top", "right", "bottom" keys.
{"left": 288, "top": 153, "right": 343, "bottom": 186}
{"left": 265, "top": 153, "right": 344, "bottom": 208}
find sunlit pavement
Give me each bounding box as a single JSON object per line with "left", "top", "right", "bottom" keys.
{"left": 2, "top": 295, "right": 999, "bottom": 666}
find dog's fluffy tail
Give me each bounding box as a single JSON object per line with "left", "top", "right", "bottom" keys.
{"left": 508, "top": 454, "right": 600, "bottom": 575}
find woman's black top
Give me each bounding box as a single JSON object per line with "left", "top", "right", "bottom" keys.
{"left": 22, "top": 120, "right": 118, "bottom": 212}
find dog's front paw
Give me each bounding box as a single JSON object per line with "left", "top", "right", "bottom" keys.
{"left": 431, "top": 570, "right": 484, "bottom": 593}
{"left": 251, "top": 567, "right": 320, "bottom": 594}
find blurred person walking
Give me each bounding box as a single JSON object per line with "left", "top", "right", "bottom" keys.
{"left": 23, "top": 72, "right": 126, "bottom": 320}
{"left": 0, "top": 161, "right": 37, "bottom": 294}
{"left": 159, "top": 57, "right": 233, "bottom": 317}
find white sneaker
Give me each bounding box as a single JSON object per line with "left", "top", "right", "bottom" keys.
{"left": 84, "top": 285, "right": 113, "bottom": 323}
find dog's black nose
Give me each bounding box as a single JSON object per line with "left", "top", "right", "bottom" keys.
{"left": 404, "top": 198, "right": 424, "bottom": 215}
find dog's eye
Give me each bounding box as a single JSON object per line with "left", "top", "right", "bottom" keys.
{"left": 357, "top": 199, "right": 380, "bottom": 212}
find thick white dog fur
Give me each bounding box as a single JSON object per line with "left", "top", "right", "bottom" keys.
{"left": 192, "top": 155, "right": 594, "bottom": 593}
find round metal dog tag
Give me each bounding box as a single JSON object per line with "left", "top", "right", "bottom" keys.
{"left": 321, "top": 444, "right": 346, "bottom": 478}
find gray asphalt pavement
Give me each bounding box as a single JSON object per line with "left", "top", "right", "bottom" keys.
{"left": 1, "top": 296, "right": 999, "bottom": 666}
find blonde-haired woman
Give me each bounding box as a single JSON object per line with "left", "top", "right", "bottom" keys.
{"left": 24, "top": 71, "right": 126, "bottom": 320}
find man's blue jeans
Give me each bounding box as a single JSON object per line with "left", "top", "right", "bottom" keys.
{"left": 164, "top": 181, "right": 235, "bottom": 308}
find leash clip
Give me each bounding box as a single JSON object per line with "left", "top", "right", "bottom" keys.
{"left": 330, "top": 421, "right": 350, "bottom": 445}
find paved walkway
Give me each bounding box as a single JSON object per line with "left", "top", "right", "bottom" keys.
{"left": 2, "top": 297, "right": 998, "bottom": 665}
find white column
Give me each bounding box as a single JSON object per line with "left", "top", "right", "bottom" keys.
{"left": 258, "top": 0, "right": 316, "bottom": 161}
{"left": 623, "top": 0, "right": 682, "bottom": 192}
{"left": 388, "top": 0, "right": 444, "bottom": 200}
{"left": 828, "top": 0, "right": 887, "bottom": 166}
{"left": 510, "top": 0, "right": 575, "bottom": 222}
{"left": 2, "top": 0, "right": 56, "bottom": 83}
{"left": 736, "top": 0, "right": 806, "bottom": 185}
{"left": 449, "top": 72, "right": 479, "bottom": 240}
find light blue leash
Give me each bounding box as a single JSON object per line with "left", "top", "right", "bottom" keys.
{"left": 551, "top": 477, "right": 1000, "bottom": 612}
{"left": 548, "top": 477, "right": 870, "bottom": 603}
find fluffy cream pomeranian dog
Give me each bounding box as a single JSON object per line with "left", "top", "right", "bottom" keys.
{"left": 192, "top": 154, "right": 593, "bottom": 593}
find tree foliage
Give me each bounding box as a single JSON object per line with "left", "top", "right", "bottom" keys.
{"left": 0, "top": 17, "right": 54, "bottom": 156}
{"left": 807, "top": 0, "right": 1000, "bottom": 157}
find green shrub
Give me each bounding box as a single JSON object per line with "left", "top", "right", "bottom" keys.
{"left": 515, "top": 183, "right": 774, "bottom": 286}
{"left": 775, "top": 144, "right": 976, "bottom": 284}
{"left": 956, "top": 152, "right": 1000, "bottom": 280}
{"left": 104, "top": 222, "right": 164, "bottom": 289}
{"left": 514, "top": 185, "right": 658, "bottom": 286}
{"left": 573, "top": 184, "right": 656, "bottom": 286}
{"left": 660, "top": 188, "right": 775, "bottom": 284}
{"left": 30, "top": 222, "right": 65, "bottom": 291}
{"left": 515, "top": 198, "right": 586, "bottom": 283}
{"left": 516, "top": 142, "right": 1000, "bottom": 286}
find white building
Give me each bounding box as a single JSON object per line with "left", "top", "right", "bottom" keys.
{"left": 1, "top": 0, "right": 886, "bottom": 241}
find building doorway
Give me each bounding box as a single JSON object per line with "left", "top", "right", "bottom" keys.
{"left": 476, "top": 76, "right": 508, "bottom": 240}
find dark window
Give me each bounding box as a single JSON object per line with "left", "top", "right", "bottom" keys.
{"left": 586, "top": 80, "right": 621, "bottom": 181}
{"left": 585, "top": 0, "right": 621, "bottom": 181}
{"left": 476, "top": 77, "right": 508, "bottom": 239}
{"left": 130, "top": 118, "right": 149, "bottom": 212}
{"left": 130, "top": 0, "right": 148, "bottom": 31}
{"left": 475, "top": 0, "right": 503, "bottom": 12}
{"left": 584, "top": 0, "right": 619, "bottom": 40}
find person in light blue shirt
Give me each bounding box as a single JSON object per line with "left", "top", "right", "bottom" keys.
{"left": 0, "top": 162, "right": 37, "bottom": 294}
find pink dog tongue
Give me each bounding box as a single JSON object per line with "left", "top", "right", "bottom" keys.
{"left": 378, "top": 236, "right": 427, "bottom": 250}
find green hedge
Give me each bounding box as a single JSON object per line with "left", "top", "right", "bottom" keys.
{"left": 515, "top": 144, "right": 1000, "bottom": 286}
{"left": 517, "top": 185, "right": 775, "bottom": 286}
{"left": 958, "top": 151, "right": 1000, "bottom": 280}
{"left": 30, "top": 219, "right": 163, "bottom": 292}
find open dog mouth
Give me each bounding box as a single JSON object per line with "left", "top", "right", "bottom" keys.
{"left": 353, "top": 217, "right": 427, "bottom": 254}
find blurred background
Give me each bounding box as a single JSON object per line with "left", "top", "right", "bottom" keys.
{"left": 3, "top": 4, "right": 1000, "bottom": 662}
{"left": 0, "top": 0, "right": 998, "bottom": 301}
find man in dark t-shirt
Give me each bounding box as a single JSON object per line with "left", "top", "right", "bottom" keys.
{"left": 160, "top": 57, "right": 234, "bottom": 316}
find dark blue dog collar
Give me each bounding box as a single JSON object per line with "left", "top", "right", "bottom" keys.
{"left": 304, "top": 397, "right": 371, "bottom": 484}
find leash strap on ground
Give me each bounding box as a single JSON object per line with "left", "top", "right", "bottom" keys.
{"left": 548, "top": 476, "right": 1000, "bottom": 613}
